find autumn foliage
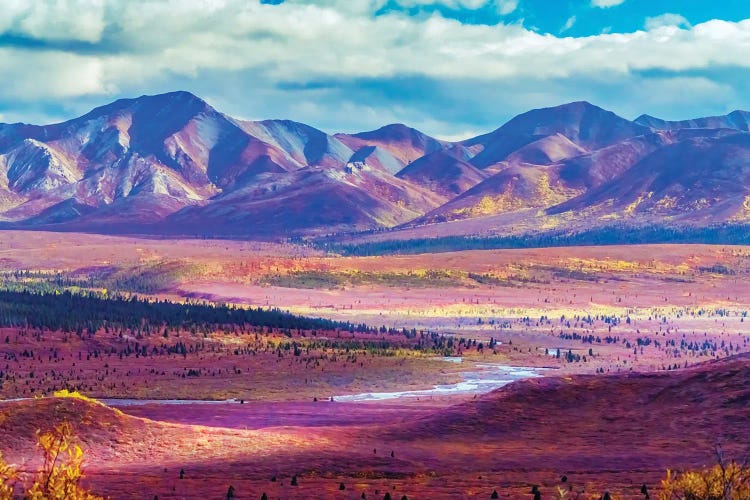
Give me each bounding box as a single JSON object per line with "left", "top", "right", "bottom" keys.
{"left": 0, "top": 455, "right": 15, "bottom": 500}
{"left": 659, "top": 460, "right": 750, "bottom": 500}
{"left": 0, "top": 422, "right": 102, "bottom": 499}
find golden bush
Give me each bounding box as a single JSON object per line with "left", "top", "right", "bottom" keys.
{"left": 0, "top": 452, "right": 16, "bottom": 500}
{"left": 659, "top": 461, "right": 750, "bottom": 500}
{"left": 0, "top": 422, "right": 103, "bottom": 499}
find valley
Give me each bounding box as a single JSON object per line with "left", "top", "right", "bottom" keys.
{"left": 4, "top": 2, "right": 750, "bottom": 498}
{"left": 0, "top": 231, "right": 749, "bottom": 498}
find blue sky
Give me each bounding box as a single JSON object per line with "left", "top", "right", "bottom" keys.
{"left": 0, "top": 0, "right": 749, "bottom": 139}
{"left": 375, "top": 0, "right": 750, "bottom": 37}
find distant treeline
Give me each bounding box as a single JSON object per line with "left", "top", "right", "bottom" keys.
{"left": 0, "top": 290, "right": 366, "bottom": 334}
{"left": 316, "top": 223, "right": 750, "bottom": 256}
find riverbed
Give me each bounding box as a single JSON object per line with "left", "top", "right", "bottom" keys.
{"left": 334, "top": 361, "right": 543, "bottom": 402}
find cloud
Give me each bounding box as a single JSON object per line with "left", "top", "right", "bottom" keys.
{"left": 561, "top": 16, "right": 576, "bottom": 33}
{"left": 0, "top": 48, "right": 109, "bottom": 99}
{"left": 590, "top": 0, "right": 626, "bottom": 8}
{"left": 0, "top": 0, "right": 106, "bottom": 42}
{"left": 645, "top": 13, "right": 691, "bottom": 31}
{"left": 0, "top": 0, "right": 748, "bottom": 136}
{"left": 389, "top": 0, "right": 517, "bottom": 15}
{"left": 396, "top": 0, "right": 486, "bottom": 7}
{"left": 496, "top": 0, "right": 518, "bottom": 15}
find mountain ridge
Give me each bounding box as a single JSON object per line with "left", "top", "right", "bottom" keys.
{"left": 2, "top": 91, "right": 750, "bottom": 240}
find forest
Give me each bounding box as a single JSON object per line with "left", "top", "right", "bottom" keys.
{"left": 319, "top": 222, "right": 750, "bottom": 256}
{"left": 0, "top": 290, "right": 368, "bottom": 334}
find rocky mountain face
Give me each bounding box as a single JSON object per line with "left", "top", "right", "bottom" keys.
{"left": 2, "top": 92, "right": 750, "bottom": 238}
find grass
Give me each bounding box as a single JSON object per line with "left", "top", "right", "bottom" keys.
{"left": 261, "top": 269, "right": 468, "bottom": 289}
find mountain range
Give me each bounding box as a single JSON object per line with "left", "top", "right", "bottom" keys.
{"left": 2, "top": 91, "right": 750, "bottom": 241}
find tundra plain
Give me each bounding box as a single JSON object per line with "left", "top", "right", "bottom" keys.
{"left": 1, "top": 231, "right": 749, "bottom": 498}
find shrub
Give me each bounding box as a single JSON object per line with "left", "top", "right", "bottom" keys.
{"left": 0, "top": 453, "right": 16, "bottom": 500}
{"left": 25, "top": 422, "right": 103, "bottom": 499}
{"left": 659, "top": 462, "right": 750, "bottom": 499}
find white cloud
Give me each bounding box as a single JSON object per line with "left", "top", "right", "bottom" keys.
{"left": 0, "top": 0, "right": 106, "bottom": 42}
{"left": 390, "top": 0, "right": 517, "bottom": 13}
{"left": 496, "top": 0, "right": 518, "bottom": 15}
{"left": 0, "top": 49, "right": 109, "bottom": 99}
{"left": 561, "top": 16, "right": 576, "bottom": 33}
{"left": 645, "top": 13, "right": 691, "bottom": 31}
{"left": 0, "top": 2, "right": 746, "bottom": 97}
{"left": 0, "top": 0, "right": 748, "bottom": 134}
{"left": 395, "top": 0, "right": 487, "bottom": 9}
{"left": 590, "top": 0, "right": 626, "bottom": 8}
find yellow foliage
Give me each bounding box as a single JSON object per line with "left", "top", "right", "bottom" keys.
{"left": 0, "top": 452, "right": 16, "bottom": 500}
{"left": 655, "top": 195, "right": 677, "bottom": 210}
{"left": 560, "top": 257, "right": 691, "bottom": 275}
{"left": 0, "top": 422, "right": 103, "bottom": 499}
{"left": 624, "top": 193, "right": 646, "bottom": 216}
{"left": 659, "top": 462, "right": 750, "bottom": 500}
{"left": 26, "top": 422, "right": 104, "bottom": 500}
{"left": 52, "top": 389, "right": 124, "bottom": 416}
{"left": 53, "top": 389, "right": 100, "bottom": 404}
{"left": 453, "top": 192, "right": 526, "bottom": 218}
{"left": 729, "top": 195, "right": 750, "bottom": 221}
{"left": 599, "top": 213, "right": 621, "bottom": 220}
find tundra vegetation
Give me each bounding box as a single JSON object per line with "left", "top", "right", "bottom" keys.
{"left": 1, "top": 233, "right": 749, "bottom": 498}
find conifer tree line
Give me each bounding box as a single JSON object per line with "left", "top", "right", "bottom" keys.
{"left": 317, "top": 223, "right": 750, "bottom": 256}
{"left": 0, "top": 290, "right": 369, "bottom": 334}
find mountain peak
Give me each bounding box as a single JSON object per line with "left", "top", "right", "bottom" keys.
{"left": 528, "top": 101, "right": 627, "bottom": 120}
{"left": 634, "top": 114, "right": 664, "bottom": 127}
{"left": 490, "top": 100, "right": 638, "bottom": 134}
{"left": 463, "top": 100, "right": 648, "bottom": 168}
{"left": 547, "top": 100, "right": 599, "bottom": 111}
{"left": 125, "top": 90, "right": 207, "bottom": 106}
{"left": 126, "top": 90, "right": 210, "bottom": 113}
{"left": 351, "top": 123, "right": 429, "bottom": 142}
{"left": 52, "top": 91, "right": 212, "bottom": 132}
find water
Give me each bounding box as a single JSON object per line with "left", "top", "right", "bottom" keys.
{"left": 1, "top": 358, "right": 543, "bottom": 406}
{"left": 106, "top": 360, "right": 544, "bottom": 405}
{"left": 433, "top": 356, "right": 463, "bottom": 363}
{"left": 333, "top": 362, "right": 543, "bottom": 402}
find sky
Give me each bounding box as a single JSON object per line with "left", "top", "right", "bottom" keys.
{"left": 1, "top": 0, "right": 750, "bottom": 139}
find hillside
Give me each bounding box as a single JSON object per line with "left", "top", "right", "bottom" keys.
{"left": 3, "top": 354, "right": 748, "bottom": 498}
{"left": 390, "top": 353, "right": 750, "bottom": 473}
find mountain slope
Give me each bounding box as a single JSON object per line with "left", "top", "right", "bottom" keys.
{"left": 463, "top": 101, "right": 650, "bottom": 169}
{"left": 239, "top": 119, "right": 354, "bottom": 170}
{"left": 0, "top": 93, "right": 447, "bottom": 234}
{"left": 3, "top": 93, "right": 750, "bottom": 240}
{"left": 416, "top": 132, "right": 675, "bottom": 224}
{"left": 395, "top": 150, "right": 488, "bottom": 197}
{"left": 549, "top": 132, "right": 750, "bottom": 223}
{"left": 391, "top": 354, "right": 750, "bottom": 473}
{"left": 168, "top": 164, "right": 445, "bottom": 236}
{"left": 415, "top": 163, "right": 581, "bottom": 224}
{"left": 0, "top": 92, "right": 238, "bottom": 222}
{"left": 335, "top": 124, "right": 446, "bottom": 173}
